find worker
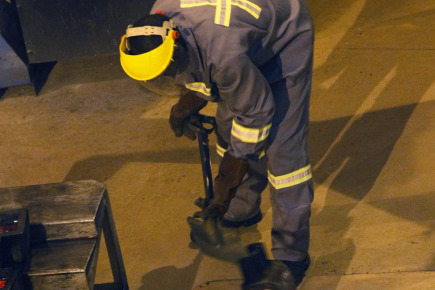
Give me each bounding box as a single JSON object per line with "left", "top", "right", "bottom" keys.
{"left": 119, "top": 0, "right": 314, "bottom": 286}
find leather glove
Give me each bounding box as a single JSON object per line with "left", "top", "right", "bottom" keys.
{"left": 206, "top": 152, "right": 249, "bottom": 218}
{"left": 169, "top": 91, "right": 207, "bottom": 140}
{"left": 187, "top": 153, "right": 249, "bottom": 263}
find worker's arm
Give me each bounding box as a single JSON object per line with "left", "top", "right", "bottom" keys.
{"left": 213, "top": 55, "right": 275, "bottom": 162}
{"left": 200, "top": 56, "right": 274, "bottom": 218}
{"left": 169, "top": 89, "right": 208, "bottom": 140}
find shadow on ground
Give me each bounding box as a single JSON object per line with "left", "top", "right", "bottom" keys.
{"left": 305, "top": 0, "right": 434, "bottom": 283}
{"left": 64, "top": 146, "right": 215, "bottom": 182}
{"left": 138, "top": 253, "right": 203, "bottom": 290}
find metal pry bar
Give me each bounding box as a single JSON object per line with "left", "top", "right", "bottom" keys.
{"left": 187, "top": 114, "right": 217, "bottom": 206}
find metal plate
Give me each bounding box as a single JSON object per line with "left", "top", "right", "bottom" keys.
{"left": 0, "top": 180, "right": 106, "bottom": 241}
{"left": 28, "top": 239, "right": 97, "bottom": 276}
{"left": 0, "top": 0, "right": 30, "bottom": 88}
{"left": 0, "top": 36, "right": 30, "bottom": 88}
{"left": 15, "top": 0, "right": 156, "bottom": 63}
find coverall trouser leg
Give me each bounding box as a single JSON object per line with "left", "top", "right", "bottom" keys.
{"left": 267, "top": 75, "right": 314, "bottom": 262}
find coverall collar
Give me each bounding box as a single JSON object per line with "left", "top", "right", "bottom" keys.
{"left": 174, "top": 26, "right": 204, "bottom": 87}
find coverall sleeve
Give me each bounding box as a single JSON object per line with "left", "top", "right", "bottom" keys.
{"left": 213, "top": 55, "right": 275, "bottom": 161}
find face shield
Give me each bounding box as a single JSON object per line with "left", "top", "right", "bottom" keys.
{"left": 119, "top": 19, "right": 179, "bottom": 81}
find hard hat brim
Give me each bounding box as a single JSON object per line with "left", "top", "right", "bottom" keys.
{"left": 119, "top": 32, "right": 175, "bottom": 81}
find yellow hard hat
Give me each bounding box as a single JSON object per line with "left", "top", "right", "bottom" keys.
{"left": 119, "top": 19, "right": 178, "bottom": 81}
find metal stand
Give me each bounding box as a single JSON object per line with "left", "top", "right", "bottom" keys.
{"left": 0, "top": 180, "right": 128, "bottom": 289}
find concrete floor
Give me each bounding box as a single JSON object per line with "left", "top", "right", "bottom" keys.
{"left": 1, "top": 0, "right": 434, "bottom": 289}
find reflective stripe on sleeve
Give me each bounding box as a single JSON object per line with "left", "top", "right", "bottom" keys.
{"left": 180, "top": 0, "right": 216, "bottom": 8}
{"left": 231, "top": 119, "right": 271, "bottom": 143}
{"left": 216, "top": 143, "right": 265, "bottom": 159}
{"left": 232, "top": 0, "right": 261, "bottom": 19}
{"left": 268, "top": 164, "right": 312, "bottom": 190}
{"left": 216, "top": 143, "right": 227, "bottom": 157}
{"left": 185, "top": 82, "right": 212, "bottom": 96}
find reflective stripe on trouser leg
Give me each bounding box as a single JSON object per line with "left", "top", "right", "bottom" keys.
{"left": 267, "top": 74, "right": 314, "bottom": 262}
{"left": 215, "top": 103, "right": 267, "bottom": 221}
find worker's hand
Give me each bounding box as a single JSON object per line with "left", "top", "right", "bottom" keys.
{"left": 169, "top": 91, "right": 207, "bottom": 140}
{"left": 187, "top": 153, "right": 248, "bottom": 262}
{"left": 206, "top": 153, "right": 249, "bottom": 218}
{"left": 169, "top": 110, "right": 200, "bottom": 140}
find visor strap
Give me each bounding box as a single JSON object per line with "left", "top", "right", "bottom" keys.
{"left": 126, "top": 20, "right": 175, "bottom": 40}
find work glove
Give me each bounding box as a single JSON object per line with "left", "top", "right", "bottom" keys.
{"left": 188, "top": 153, "right": 248, "bottom": 258}
{"left": 169, "top": 91, "right": 207, "bottom": 140}
{"left": 191, "top": 152, "right": 249, "bottom": 219}
{"left": 207, "top": 152, "right": 249, "bottom": 218}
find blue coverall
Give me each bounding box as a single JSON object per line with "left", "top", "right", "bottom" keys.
{"left": 152, "top": 0, "right": 314, "bottom": 262}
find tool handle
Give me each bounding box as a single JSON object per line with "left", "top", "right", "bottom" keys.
{"left": 186, "top": 114, "right": 216, "bottom": 135}
{"left": 187, "top": 114, "right": 216, "bottom": 205}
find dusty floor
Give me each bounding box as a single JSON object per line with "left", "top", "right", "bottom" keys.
{"left": 1, "top": 0, "right": 434, "bottom": 289}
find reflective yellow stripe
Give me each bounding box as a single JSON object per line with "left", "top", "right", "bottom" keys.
{"left": 180, "top": 0, "right": 261, "bottom": 27}
{"left": 215, "top": 0, "right": 222, "bottom": 25}
{"left": 216, "top": 143, "right": 227, "bottom": 157}
{"left": 268, "top": 165, "right": 312, "bottom": 190}
{"left": 232, "top": 0, "right": 261, "bottom": 19}
{"left": 180, "top": 0, "right": 216, "bottom": 8}
{"left": 224, "top": 0, "right": 232, "bottom": 27}
{"left": 216, "top": 143, "right": 265, "bottom": 159}
{"left": 231, "top": 119, "right": 271, "bottom": 143}
{"left": 185, "top": 82, "right": 212, "bottom": 96}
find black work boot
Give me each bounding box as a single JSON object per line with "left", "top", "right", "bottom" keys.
{"left": 279, "top": 255, "right": 310, "bottom": 286}
{"left": 241, "top": 243, "right": 296, "bottom": 290}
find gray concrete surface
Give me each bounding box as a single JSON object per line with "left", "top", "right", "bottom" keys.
{"left": 0, "top": 0, "right": 434, "bottom": 289}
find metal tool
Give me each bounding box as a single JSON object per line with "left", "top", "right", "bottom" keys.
{"left": 187, "top": 114, "right": 217, "bottom": 207}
